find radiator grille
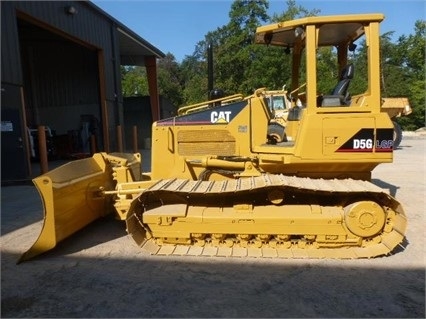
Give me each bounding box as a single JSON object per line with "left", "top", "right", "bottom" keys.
{"left": 177, "top": 130, "right": 236, "bottom": 156}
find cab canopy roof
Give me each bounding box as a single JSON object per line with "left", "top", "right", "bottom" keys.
{"left": 255, "top": 13, "right": 384, "bottom": 47}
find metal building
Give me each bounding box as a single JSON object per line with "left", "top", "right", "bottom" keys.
{"left": 1, "top": 0, "right": 165, "bottom": 181}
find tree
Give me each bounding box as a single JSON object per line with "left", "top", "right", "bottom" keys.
{"left": 180, "top": 53, "right": 209, "bottom": 103}
{"left": 181, "top": 0, "right": 319, "bottom": 100}
{"left": 380, "top": 31, "right": 407, "bottom": 97}
{"left": 121, "top": 53, "right": 183, "bottom": 113}
{"left": 122, "top": 1, "right": 424, "bottom": 131}
{"left": 180, "top": 0, "right": 270, "bottom": 100}
{"left": 157, "top": 53, "right": 184, "bottom": 110}
{"left": 121, "top": 66, "right": 148, "bottom": 96}
{"left": 270, "top": 0, "right": 319, "bottom": 21}
{"left": 394, "top": 20, "right": 426, "bottom": 130}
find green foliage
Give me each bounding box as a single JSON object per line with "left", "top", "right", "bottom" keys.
{"left": 157, "top": 53, "right": 184, "bottom": 110}
{"left": 398, "top": 78, "right": 426, "bottom": 130}
{"left": 121, "top": 66, "right": 148, "bottom": 96}
{"left": 270, "top": 0, "right": 319, "bottom": 21}
{"left": 182, "top": 0, "right": 322, "bottom": 99}
{"left": 316, "top": 47, "right": 338, "bottom": 94}
{"left": 381, "top": 21, "right": 426, "bottom": 130}
{"left": 180, "top": 54, "right": 209, "bottom": 104}
{"left": 121, "top": 1, "right": 425, "bottom": 130}
{"left": 121, "top": 54, "right": 184, "bottom": 113}
{"left": 350, "top": 40, "right": 369, "bottom": 96}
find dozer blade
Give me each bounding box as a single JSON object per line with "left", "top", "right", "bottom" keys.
{"left": 18, "top": 153, "right": 114, "bottom": 263}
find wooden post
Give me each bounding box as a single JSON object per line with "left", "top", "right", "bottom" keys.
{"left": 145, "top": 56, "right": 160, "bottom": 121}
{"left": 116, "top": 125, "right": 123, "bottom": 153}
{"left": 90, "top": 134, "right": 96, "bottom": 155}
{"left": 37, "top": 126, "right": 48, "bottom": 174}
{"left": 132, "top": 125, "right": 138, "bottom": 153}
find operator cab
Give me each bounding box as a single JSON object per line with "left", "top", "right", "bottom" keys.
{"left": 254, "top": 14, "right": 384, "bottom": 148}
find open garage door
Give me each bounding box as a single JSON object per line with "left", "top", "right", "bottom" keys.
{"left": 18, "top": 18, "right": 104, "bottom": 164}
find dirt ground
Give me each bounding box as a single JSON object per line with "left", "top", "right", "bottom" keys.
{"left": 1, "top": 136, "right": 425, "bottom": 318}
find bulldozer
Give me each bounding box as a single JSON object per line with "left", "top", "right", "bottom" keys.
{"left": 19, "top": 13, "right": 407, "bottom": 262}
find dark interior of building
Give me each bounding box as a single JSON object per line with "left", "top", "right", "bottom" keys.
{"left": 18, "top": 19, "right": 103, "bottom": 162}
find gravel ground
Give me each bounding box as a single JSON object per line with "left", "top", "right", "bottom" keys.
{"left": 1, "top": 135, "right": 425, "bottom": 318}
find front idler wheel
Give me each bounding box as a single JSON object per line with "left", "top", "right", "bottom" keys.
{"left": 344, "top": 201, "right": 386, "bottom": 238}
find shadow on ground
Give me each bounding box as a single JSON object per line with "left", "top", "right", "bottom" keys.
{"left": 2, "top": 250, "right": 425, "bottom": 318}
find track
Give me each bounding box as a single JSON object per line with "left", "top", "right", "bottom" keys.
{"left": 126, "top": 174, "right": 407, "bottom": 259}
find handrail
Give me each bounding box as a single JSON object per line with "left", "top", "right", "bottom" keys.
{"left": 178, "top": 94, "right": 244, "bottom": 115}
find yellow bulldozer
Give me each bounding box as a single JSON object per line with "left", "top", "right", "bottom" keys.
{"left": 20, "top": 13, "right": 407, "bottom": 262}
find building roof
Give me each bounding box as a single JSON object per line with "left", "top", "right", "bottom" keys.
{"left": 86, "top": 1, "right": 165, "bottom": 65}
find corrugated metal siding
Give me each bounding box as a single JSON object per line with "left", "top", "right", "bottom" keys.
{"left": 24, "top": 41, "right": 99, "bottom": 108}
{"left": 2, "top": 1, "right": 117, "bottom": 101}
{"left": 13, "top": 1, "right": 112, "bottom": 48}
{"left": 1, "top": 2, "right": 23, "bottom": 85}
{"left": 1, "top": 0, "right": 162, "bottom": 179}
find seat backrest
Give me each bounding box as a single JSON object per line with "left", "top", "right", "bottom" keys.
{"left": 287, "top": 106, "right": 304, "bottom": 121}
{"left": 331, "top": 64, "right": 354, "bottom": 96}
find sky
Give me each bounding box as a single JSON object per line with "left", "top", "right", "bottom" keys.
{"left": 92, "top": 0, "right": 426, "bottom": 62}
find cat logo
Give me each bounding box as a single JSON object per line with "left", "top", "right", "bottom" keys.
{"left": 211, "top": 111, "right": 232, "bottom": 124}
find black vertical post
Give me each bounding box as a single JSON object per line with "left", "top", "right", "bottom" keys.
{"left": 207, "top": 42, "right": 213, "bottom": 99}
{"left": 37, "top": 126, "right": 48, "bottom": 174}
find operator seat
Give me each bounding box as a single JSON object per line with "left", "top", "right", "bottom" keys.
{"left": 320, "top": 63, "right": 354, "bottom": 107}
{"left": 332, "top": 63, "right": 354, "bottom": 96}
